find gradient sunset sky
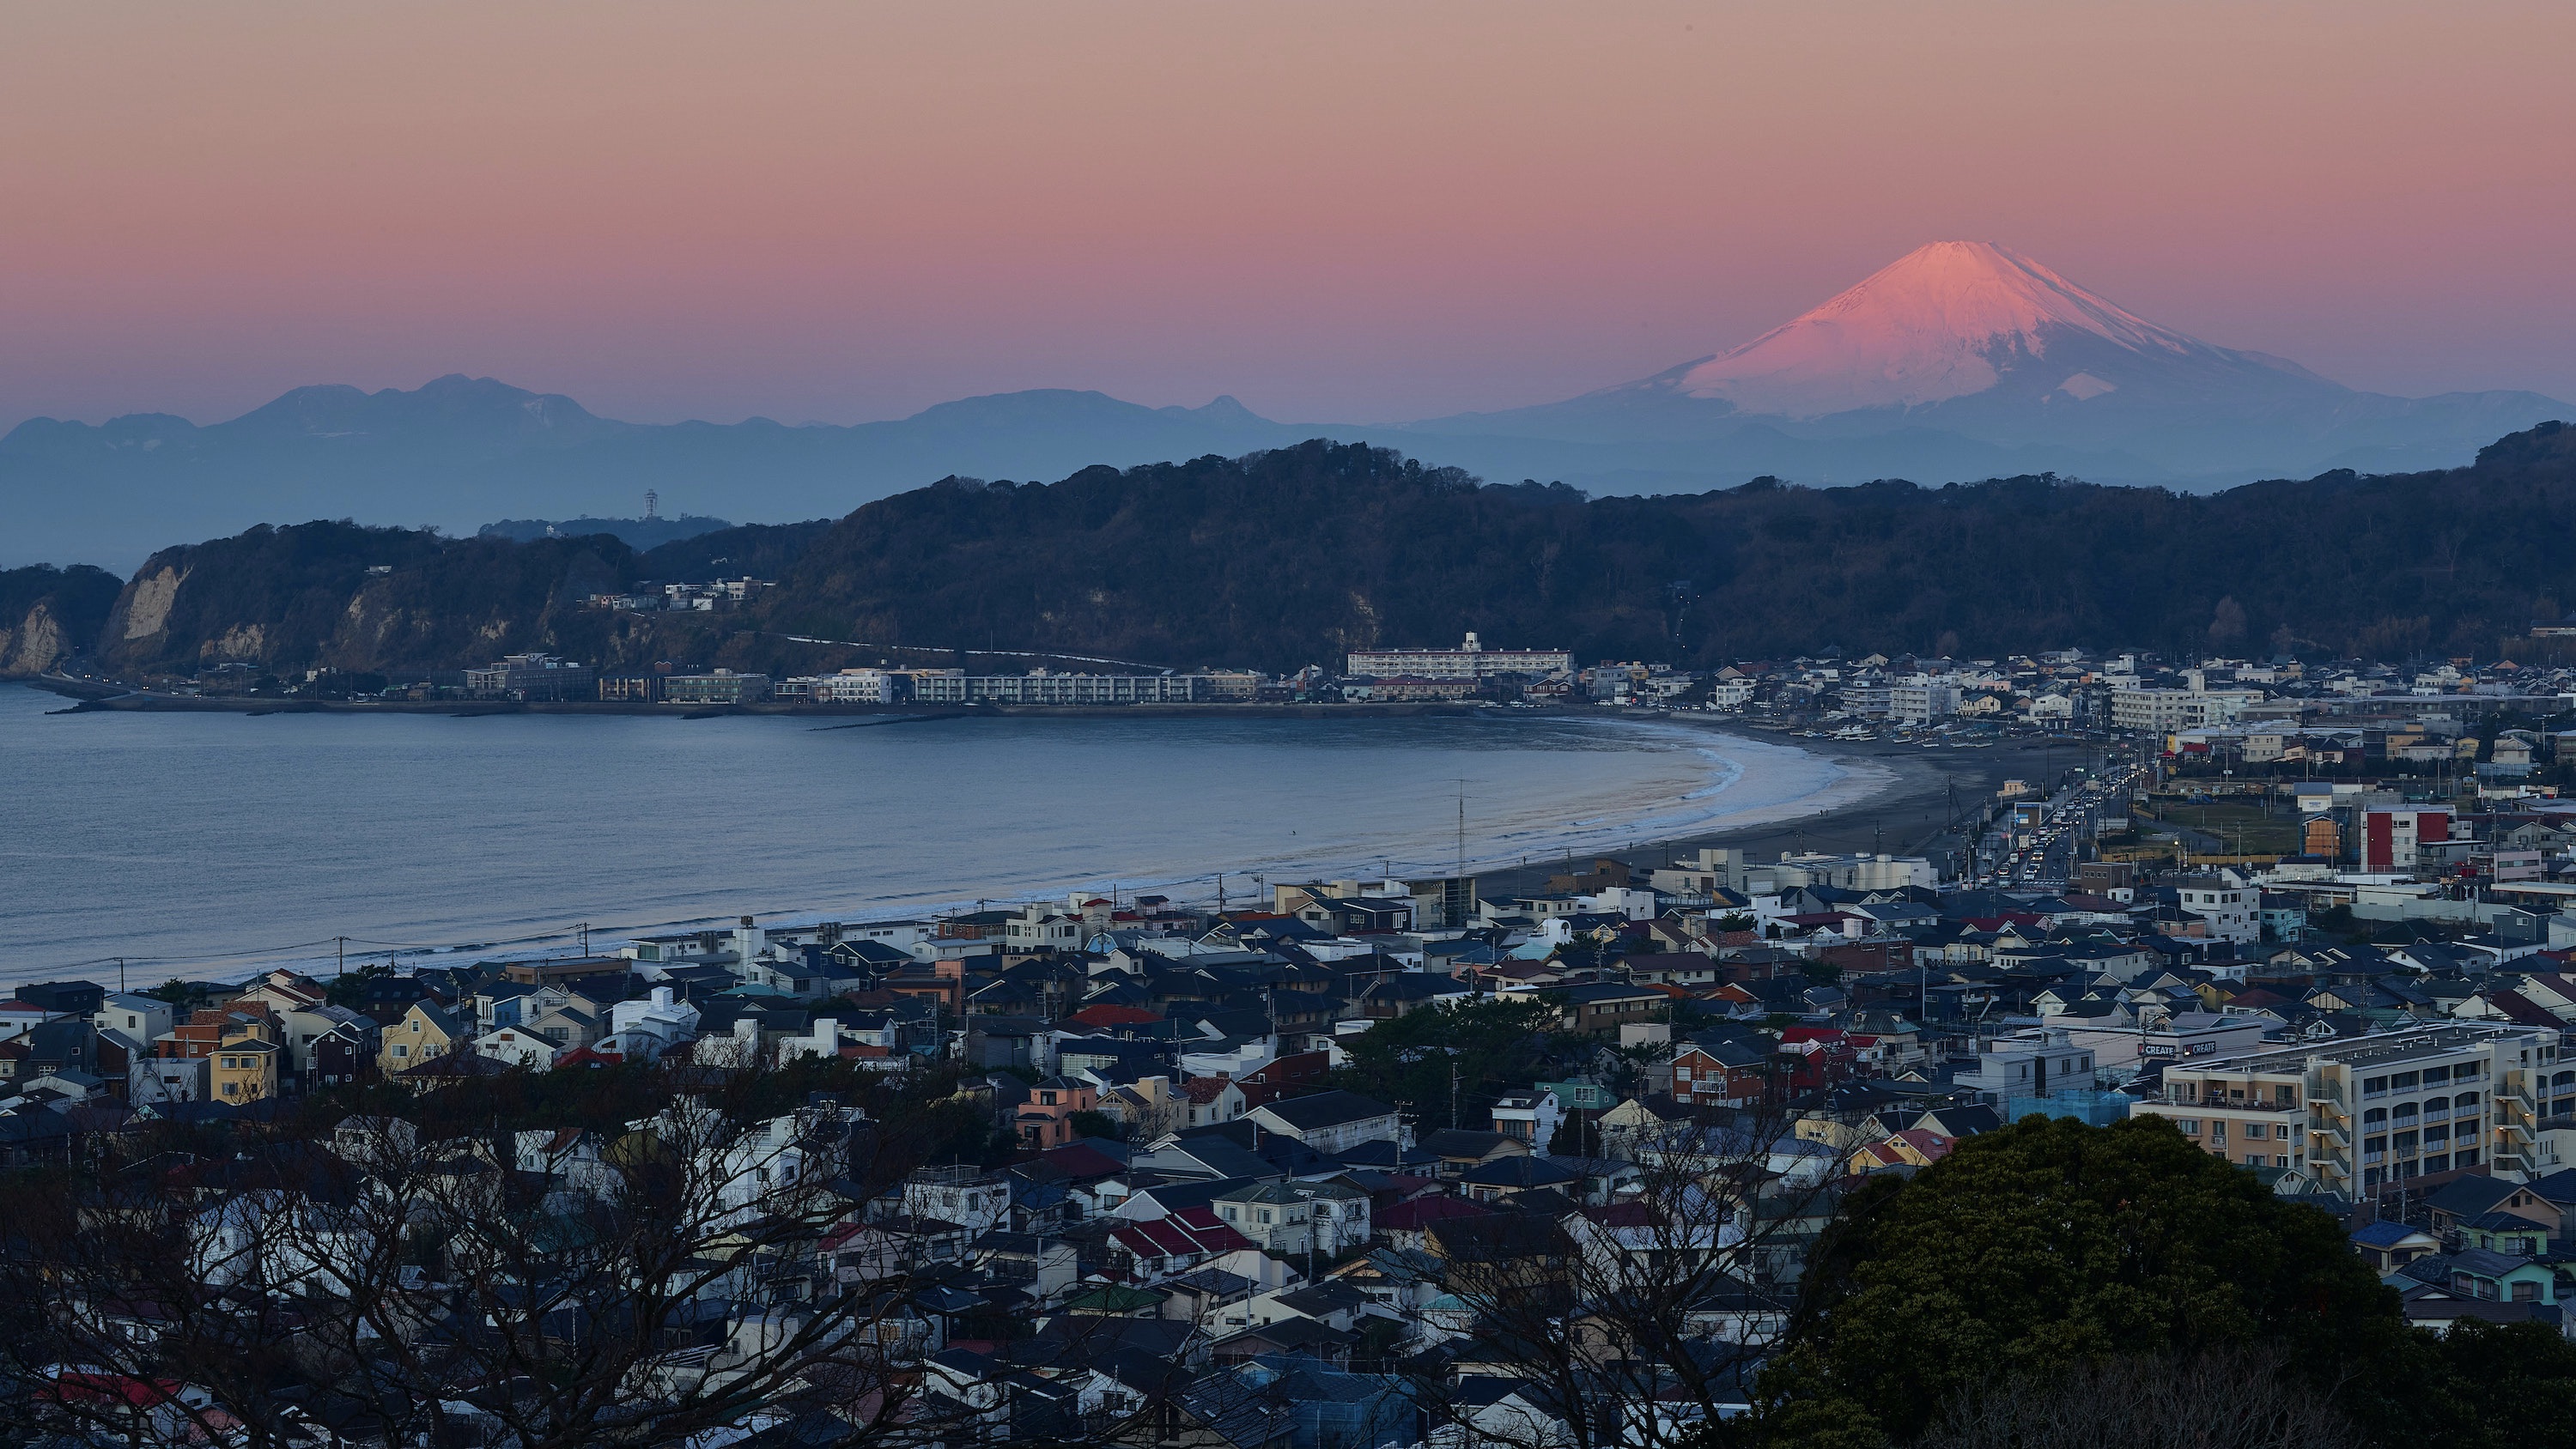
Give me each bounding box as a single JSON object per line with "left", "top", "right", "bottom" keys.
{"left": 6, "top": 1, "right": 2573, "bottom": 428}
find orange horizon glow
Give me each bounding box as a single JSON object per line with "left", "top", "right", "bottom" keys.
{"left": 3, "top": 1, "right": 2573, "bottom": 428}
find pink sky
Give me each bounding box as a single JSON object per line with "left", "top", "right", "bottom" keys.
{"left": 4, "top": 1, "right": 2573, "bottom": 427}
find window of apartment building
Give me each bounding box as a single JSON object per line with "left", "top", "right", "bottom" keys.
{"left": 2275, "top": 1085, "right": 2296, "bottom": 1106}
{"left": 2175, "top": 1119, "right": 2201, "bottom": 1136}
{"left": 2210, "top": 1121, "right": 2227, "bottom": 1143}
{"left": 2394, "top": 1131, "right": 2418, "bottom": 1154}
{"left": 2245, "top": 1154, "right": 2264, "bottom": 1167}
{"left": 2362, "top": 1076, "right": 2389, "bottom": 1098}
{"left": 2391, "top": 1071, "right": 2419, "bottom": 1091}
{"left": 2452, "top": 1092, "right": 2477, "bottom": 1113}
{"left": 2245, "top": 1123, "right": 2267, "bottom": 1141}
{"left": 2422, "top": 1065, "right": 2450, "bottom": 1085}
{"left": 2422, "top": 1154, "right": 2450, "bottom": 1173}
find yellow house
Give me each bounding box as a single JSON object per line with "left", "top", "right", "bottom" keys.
{"left": 211, "top": 1021, "right": 283, "bottom": 1103}
{"left": 378, "top": 1001, "right": 464, "bottom": 1077}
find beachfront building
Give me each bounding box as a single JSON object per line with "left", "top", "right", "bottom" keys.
{"left": 1346, "top": 633, "right": 1572, "bottom": 681}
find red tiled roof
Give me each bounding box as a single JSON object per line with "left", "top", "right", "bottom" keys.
{"left": 1111, "top": 1206, "right": 1255, "bottom": 1260}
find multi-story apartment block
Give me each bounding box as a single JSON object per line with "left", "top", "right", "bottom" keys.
{"left": 2172, "top": 872, "right": 2260, "bottom": 943}
{"left": 1345, "top": 633, "right": 1572, "bottom": 681}
{"left": 662, "top": 670, "right": 774, "bottom": 705}
{"left": 908, "top": 672, "right": 1211, "bottom": 705}
{"left": 2133, "top": 1025, "right": 2559, "bottom": 1197}
{"left": 2362, "top": 806, "right": 2452, "bottom": 873}
{"left": 464, "top": 652, "right": 596, "bottom": 701}
{"left": 2109, "top": 686, "right": 2263, "bottom": 732}
{"left": 1889, "top": 681, "right": 1960, "bottom": 725}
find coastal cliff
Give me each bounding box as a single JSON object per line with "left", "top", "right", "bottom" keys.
{"left": 0, "top": 564, "right": 122, "bottom": 676}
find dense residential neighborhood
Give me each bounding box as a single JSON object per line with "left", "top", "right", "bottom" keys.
{"left": 14, "top": 646, "right": 2576, "bottom": 1445}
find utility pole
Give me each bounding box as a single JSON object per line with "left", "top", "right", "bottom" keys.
{"left": 117, "top": 957, "right": 125, "bottom": 993}
{"left": 336, "top": 937, "right": 345, "bottom": 978}
{"left": 1450, "top": 1058, "right": 1461, "bottom": 1131}
{"left": 1455, "top": 779, "right": 1469, "bottom": 928}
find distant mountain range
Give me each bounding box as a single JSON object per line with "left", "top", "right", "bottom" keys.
{"left": 5, "top": 240, "right": 2566, "bottom": 568}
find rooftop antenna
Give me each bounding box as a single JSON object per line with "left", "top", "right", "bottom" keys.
{"left": 643, "top": 488, "right": 659, "bottom": 520}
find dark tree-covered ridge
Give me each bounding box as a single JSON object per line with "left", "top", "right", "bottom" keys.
{"left": 47, "top": 421, "right": 2576, "bottom": 677}
{"left": 759, "top": 422, "right": 2576, "bottom": 670}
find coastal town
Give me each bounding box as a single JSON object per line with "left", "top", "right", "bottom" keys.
{"left": 9, "top": 634, "right": 2576, "bottom": 1445}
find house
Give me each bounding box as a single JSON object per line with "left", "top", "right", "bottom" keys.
{"left": 2427, "top": 1249, "right": 2560, "bottom": 1306}
{"left": 1107, "top": 1207, "right": 1262, "bottom": 1284}
{"left": 605, "top": 987, "right": 702, "bottom": 1061}
{"left": 1016, "top": 1076, "right": 1097, "bottom": 1150}
{"left": 210, "top": 1022, "right": 283, "bottom": 1103}
{"left": 1245, "top": 1090, "right": 1401, "bottom": 1154}
{"left": 2350, "top": 1220, "right": 2441, "bottom": 1273}
{"left": 1178, "top": 1076, "right": 1249, "bottom": 1129}
{"left": 377, "top": 1001, "right": 463, "bottom": 1077}
{"left": 1212, "top": 1181, "right": 1319, "bottom": 1253}
{"left": 1848, "top": 1129, "right": 1954, "bottom": 1174}
{"left": 1455, "top": 1153, "right": 1584, "bottom": 1205}
{"left": 1210, "top": 1178, "right": 1374, "bottom": 1255}
{"left": 92, "top": 992, "right": 177, "bottom": 1047}
{"left": 1673, "top": 1040, "right": 1767, "bottom": 1109}
{"left": 1419, "top": 1128, "right": 1530, "bottom": 1179}
{"left": 1376, "top": 1194, "right": 1492, "bottom": 1252}
{"left": 1489, "top": 1091, "right": 1563, "bottom": 1154}
{"left": 475, "top": 1026, "right": 560, "bottom": 1070}
{"left": 1534, "top": 981, "right": 1669, "bottom": 1034}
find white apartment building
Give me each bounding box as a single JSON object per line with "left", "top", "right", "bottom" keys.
{"left": 1346, "top": 632, "right": 1573, "bottom": 680}
{"left": 2110, "top": 686, "right": 2264, "bottom": 732}
{"left": 911, "top": 672, "right": 1211, "bottom": 705}
{"left": 1890, "top": 681, "right": 1961, "bottom": 725}
{"left": 1771, "top": 852, "right": 1940, "bottom": 891}
{"left": 2172, "top": 871, "right": 2259, "bottom": 943}
{"left": 2132, "top": 1024, "right": 2558, "bottom": 1196}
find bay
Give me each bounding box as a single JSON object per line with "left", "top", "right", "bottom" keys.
{"left": 0, "top": 684, "right": 1876, "bottom": 985}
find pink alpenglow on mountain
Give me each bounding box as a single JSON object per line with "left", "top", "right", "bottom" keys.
{"left": 1673, "top": 240, "right": 2208, "bottom": 416}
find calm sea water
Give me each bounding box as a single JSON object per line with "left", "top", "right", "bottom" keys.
{"left": 0, "top": 684, "right": 1875, "bottom": 985}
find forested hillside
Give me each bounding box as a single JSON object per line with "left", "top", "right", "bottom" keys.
{"left": 23, "top": 422, "right": 2576, "bottom": 679}
{"left": 760, "top": 424, "right": 2576, "bottom": 670}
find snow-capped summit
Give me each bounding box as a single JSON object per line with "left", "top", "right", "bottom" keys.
{"left": 1668, "top": 240, "right": 2258, "bottom": 417}
{"left": 1402, "top": 239, "right": 2567, "bottom": 487}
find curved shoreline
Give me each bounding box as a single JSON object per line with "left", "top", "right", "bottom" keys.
{"left": 0, "top": 679, "right": 2081, "bottom": 983}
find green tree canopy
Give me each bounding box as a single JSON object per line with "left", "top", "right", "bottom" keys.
{"left": 1761, "top": 1115, "right": 2403, "bottom": 1447}
{"left": 1329, "top": 996, "right": 1557, "bottom": 1132}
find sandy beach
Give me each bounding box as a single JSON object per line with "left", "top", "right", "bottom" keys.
{"left": 1469, "top": 724, "right": 2105, "bottom": 900}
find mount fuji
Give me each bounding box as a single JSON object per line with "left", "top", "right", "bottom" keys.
{"left": 1405, "top": 239, "right": 2570, "bottom": 489}
{"left": 6, "top": 240, "right": 2567, "bottom": 568}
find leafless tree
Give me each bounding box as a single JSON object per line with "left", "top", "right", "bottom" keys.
{"left": 0, "top": 1064, "right": 1204, "bottom": 1449}
{"left": 1407, "top": 1091, "right": 1862, "bottom": 1449}
{"left": 1911, "top": 1347, "right": 2364, "bottom": 1449}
